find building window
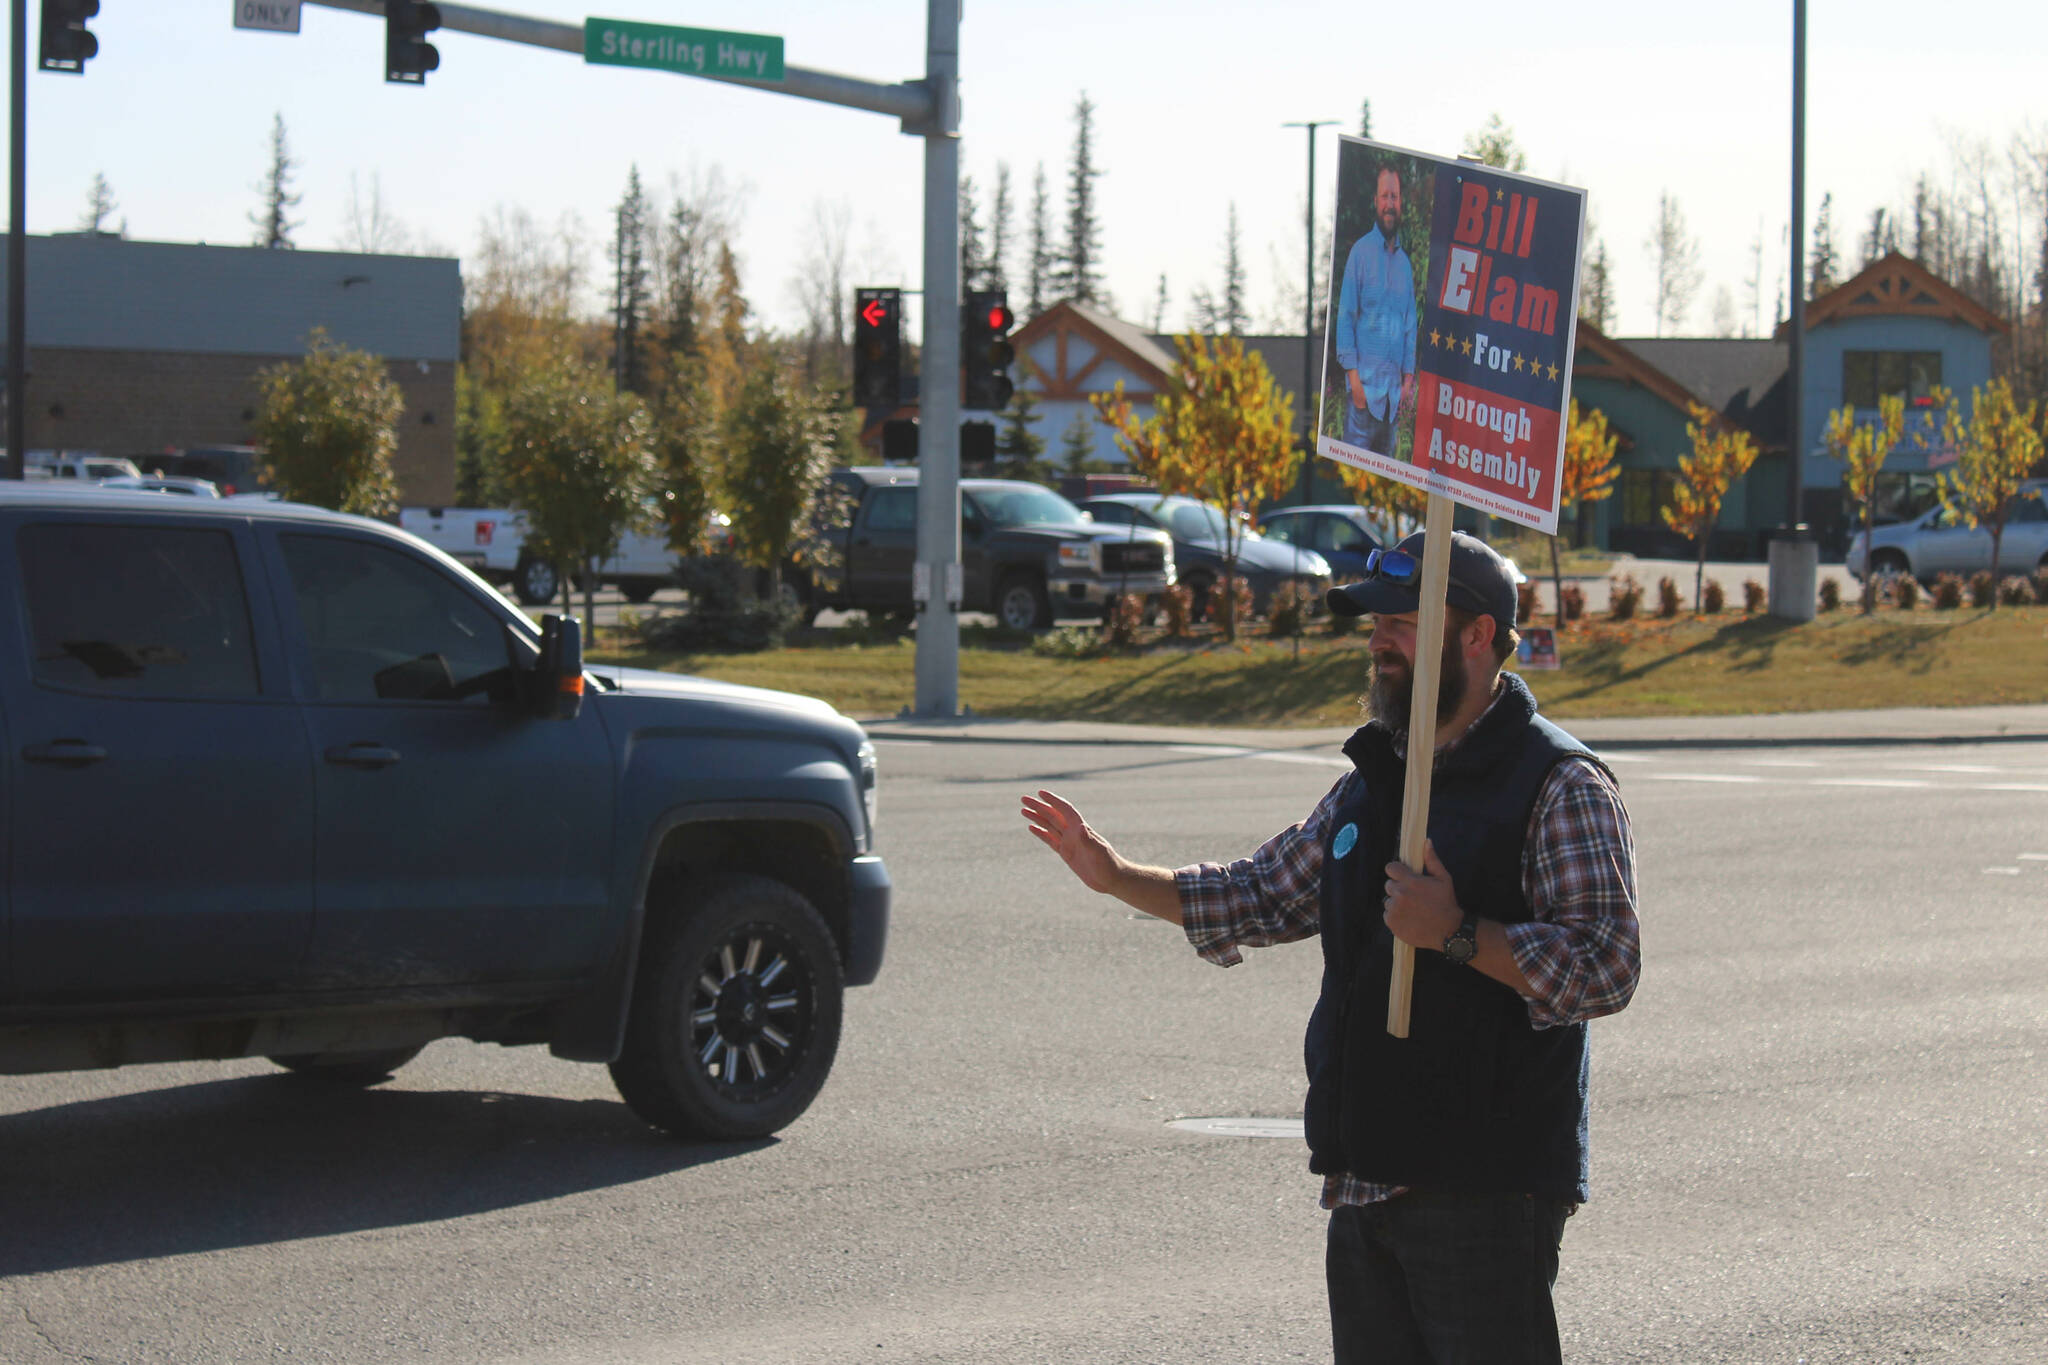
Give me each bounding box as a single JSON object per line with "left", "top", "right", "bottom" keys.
{"left": 1842, "top": 351, "right": 1942, "bottom": 409}
{"left": 1620, "top": 469, "right": 1677, "bottom": 527}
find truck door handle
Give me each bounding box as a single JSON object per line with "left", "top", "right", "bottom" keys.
{"left": 324, "top": 743, "right": 402, "bottom": 769}
{"left": 22, "top": 740, "right": 108, "bottom": 766}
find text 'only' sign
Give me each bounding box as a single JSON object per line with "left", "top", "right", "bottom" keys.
{"left": 584, "top": 17, "right": 784, "bottom": 83}
{"left": 1317, "top": 137, "right": 1587, "bottom": 535}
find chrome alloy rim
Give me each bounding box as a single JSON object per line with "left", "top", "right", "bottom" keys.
{"left": 689, "top": 926, "right": 813, "bottom": 1094}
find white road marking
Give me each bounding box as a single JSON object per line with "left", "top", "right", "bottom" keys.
{"left": 1812, "top": 778, "right": 1935, "bottom": 788}
{"left": 1892, "top": 763, "right": 2003, "bottom": 774}
{"left": 1592, "top": 751, "right": 1650, "bottom": 763}
{"left": 1969, "top": 783, "right": 2048, "bottom": 793}
{"left": 1646, "top": 773, "right": 1767, "bottom": 784}
{"left": 1984, "top": 867, "right": 2022, "bottom": 875}
{"left": 2018, "top": 853, "right": 2048, "bottom": 861}
{"left": 1739, "top": 758, "right": 1824, "bottom": 768}
{"left": 1169, "top": 744, "right": 1350, "bottom": 770}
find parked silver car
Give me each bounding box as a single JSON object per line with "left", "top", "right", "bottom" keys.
{"left": 1845, "top": 481, "right": 2048, "bottom": 582}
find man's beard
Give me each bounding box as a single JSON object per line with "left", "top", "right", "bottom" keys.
{"left": 1366, "top": 631, "right": 1467, "bottom": 728}
{"left": 1378, "top": 209, "right": 1400, "bottom": 240}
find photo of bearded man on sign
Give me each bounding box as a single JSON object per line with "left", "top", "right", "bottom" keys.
{"left": 1335, "top": 162, "right": 1419, "bottom": 459}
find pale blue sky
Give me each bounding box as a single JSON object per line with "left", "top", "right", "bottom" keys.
{"left": 40, "top": 1, "right": 2048, "bottom": 341}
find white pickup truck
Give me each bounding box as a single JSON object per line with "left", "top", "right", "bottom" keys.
{"left": 400, "top": 507, "right": 679, "bottom": 606}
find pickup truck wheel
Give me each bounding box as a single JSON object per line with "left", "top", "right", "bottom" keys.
{"left": 1869, "top": 549, "right": 1910, "bottom": 582}
{"left": 1184, "top": 571, "right": 1216, "bottom": 623}
{"left": 513, "top": 556, "right": 559, "bottom": 607}
{"left": 996, "top": 574, "right": 1053, "bottom": 631}
{"left": 269, "top": 1045, "right": 424, "bottom": 1086}
{"left": 610, "top": 875, "right": 844, "bottom": 1141}
{"left": 620, "top": 581, "right": 661, "bottom": 604}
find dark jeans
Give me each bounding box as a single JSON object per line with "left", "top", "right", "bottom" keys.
{"left": 1344, "top": 402, "right": 1398, "bottom": 458}
{"left": 1327, "top": 1189, "right": 1570, "bottom": 1365}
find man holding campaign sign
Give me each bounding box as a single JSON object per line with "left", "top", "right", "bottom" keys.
{"left": 1024, "top": 137, "right": 1639, "bottom": 1363}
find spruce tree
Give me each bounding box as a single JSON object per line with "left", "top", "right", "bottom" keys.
{"left": 1809, "top": 192, "right": 1839, "bottom": 297}
{"left": 611, "top": 165, "right": 652, "bottom": 394}
{"left": 1059, "top": 93, "right": 1106, "bottom": 308}
{"left": 986, "top": 163, "right": 1013, "bottom": 293}
{"left": 250, "top": 113, "right": 302, "bottom": 249}
{"left": 959, "top": 171, "right": 985, "bottom": 292}
{"left": 1027, "top": 163, "right": 1053, "bottom": 317}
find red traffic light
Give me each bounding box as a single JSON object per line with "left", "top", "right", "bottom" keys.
{"left": 986, "top": 305, "right": 1012, "bottom": 333}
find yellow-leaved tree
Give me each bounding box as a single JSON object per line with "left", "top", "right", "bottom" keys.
{"left": 1091, "top": 334, "right": 1297, "bottom": 638}
{"left": 1823, "top": 393, "right": 1906, "bottom": 614}
{"left": 1660, "top": 403, "right": 1759, "bottom": 613}
{"left": 1933, "top": 378, "right": 2045, "bottom": 608}
{"left": 1553, "top": 399, "right": 1621, "bottom": 628}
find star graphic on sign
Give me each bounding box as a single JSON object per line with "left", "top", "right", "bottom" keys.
{"left": 1495, "top": 187, "right": 1505, "bottom": 201}
{"left": 1461, "top": 337, "right": 1473, "bottom": 356}
{"left": 1512, "top": 353, "right": 1525, "bottom": 373}
{"left": 1547, "top": 362, "right": 1560, "bottom": 381}
{"left": 1429, "top": 328, "right": 1442, "bottom": 348}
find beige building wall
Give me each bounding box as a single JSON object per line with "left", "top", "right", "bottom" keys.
{"left": 17, "top": 347, "right": 457, "bottom": 506}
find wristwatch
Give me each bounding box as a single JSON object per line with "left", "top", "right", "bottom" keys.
{"left": 1441, "top": 913, "right": 1478, "bottom": 965}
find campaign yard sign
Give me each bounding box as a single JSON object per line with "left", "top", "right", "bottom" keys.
{"left": 1318, "top": 138, "right": 1587, "bottom": 536}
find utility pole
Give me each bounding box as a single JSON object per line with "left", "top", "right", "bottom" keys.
{"left": 1282, "top": 120, "right": 1336, "bottom": 511}
{"left": 911, "top": 0, "right": 961, "bottom": 716}
{"left": 1788, "top": 0, "right": 1807, "bottom": 527}
{"left": 7, "top": 0, "right": 25, "bottom": 480}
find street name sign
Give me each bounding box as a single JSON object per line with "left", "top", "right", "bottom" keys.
{"left": 233, "top": 0, "right": 302, "bottom": 33}
{"left": 584, "top": 18, "right": 784, "bottom": 82}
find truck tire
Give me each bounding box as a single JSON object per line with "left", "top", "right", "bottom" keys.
{"left": 1183, "top": 570, "right": 1216, "bottom": 623}
{"left": 269, "top": 1045, "right": 424, "bottom": 1086}
{"left": 996, "top": 573, "right": 1053, "bottom": 631}
{"left": 621, "top": 580, "right": 661, "bottom": 604}
{"left": 513, "top": 556, "right": 560, "bottom": 607}
{"left": 610, "top": 874, "right": 844, "bottom": 1141}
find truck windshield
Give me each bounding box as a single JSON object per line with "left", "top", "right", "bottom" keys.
{"left": 970, "top": 487, "right": 1090, "bottom": 528}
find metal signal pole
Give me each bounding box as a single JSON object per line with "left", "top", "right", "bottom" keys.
{"left": 7, "top": 0, "right": 25, "bottom": 480}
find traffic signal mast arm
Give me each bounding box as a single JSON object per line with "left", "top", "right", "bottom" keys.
{"left": 303, "top": 0, "right": 938, "bottom": 126}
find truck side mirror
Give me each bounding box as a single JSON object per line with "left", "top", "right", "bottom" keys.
{"left": 535, "top": 614, "right": 585, "bottom": 720}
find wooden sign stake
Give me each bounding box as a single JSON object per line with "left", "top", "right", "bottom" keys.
{"left": 1387, "top": 491, "right": 1456, "bottom": 1038}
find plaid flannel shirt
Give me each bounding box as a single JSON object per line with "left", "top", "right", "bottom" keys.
{"left": 1173, "top": 692, "right": 1640, "bottom": 1209}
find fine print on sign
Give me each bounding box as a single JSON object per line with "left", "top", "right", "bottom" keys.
{"left": 233, "top": 0, "right": 302, "bottom": 33}
{"left": 584, "top": 17, "right": 784, "bottom": 83}
{"left": 1317, "top": 137, "right": 1587, "bottom": 537}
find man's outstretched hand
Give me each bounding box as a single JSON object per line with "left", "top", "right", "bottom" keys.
{"left": 1020, "top": 790, "right": 1121, "bottom": 893}
{"left": 1022, "top": 790, "right": 1185, "bottom": 924}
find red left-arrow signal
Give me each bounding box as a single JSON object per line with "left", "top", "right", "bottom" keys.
{"left": 860, "top": 298, "right": 889, "bottom": 328}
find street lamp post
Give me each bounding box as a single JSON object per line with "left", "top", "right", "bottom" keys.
{"left": 1283, "top": 120, "right": 1337, "bottom": 510}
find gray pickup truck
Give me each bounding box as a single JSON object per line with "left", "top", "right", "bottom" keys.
{"left": 0, "top": 483, "right": 888, "bottom": 1141}
{"left": 802, "top": 467, "right": 1175, "bottom": 629}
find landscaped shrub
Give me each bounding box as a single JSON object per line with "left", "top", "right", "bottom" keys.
{"left": 1216, "top": 575, "right": 1257, "bottom": 637}
{"left": 1742, "top": 579, "right": 1766, "bottom": 613}
{"left": 1516, "top": 581, "right": 1537, "bottom": 624}
{"left": 1656, "top": 576, "right": 1681, "bottom": 618}
{"left": 1608, "top": 573, "right": 1643, "bottom": 621}
{"left": 1967, "top": 570, "right": 1996, "bottom": 608}
{"left": 1931, "top": 573, "right": 1965, "bottom": 609}
{"left": 1267, "top": 581, "right": 1311, "bottom": 638}
{"left": 641, "top": 555, "right": 798, "bottom": 652}
{"left": 2033, "top": 570, "right": 2048, "bottom": 605}
{"left": 1101, "top": 593, "right": 1145, "bottom": 649}
{"left": 1818, "top": 577, "right": 1841, "bottom": 612}
{"left": 1031, "top": 625, "right": 1102, "bottom": 659}
{"left": 1160, "top": 583, "right": 1194, "bottom": 638}
{"left": 1702, "top": 579, "right": 1725, "bottom": 614}
{"left": 1894, "top": 576, "right": 1921, "bottom": 609}
{"left": 1999, "top": 575, "right": 2034, "bottom": 607}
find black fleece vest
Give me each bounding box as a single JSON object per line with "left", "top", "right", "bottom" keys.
{"left": 1302, "top": 673, "right": 1604, "bottom": 1203}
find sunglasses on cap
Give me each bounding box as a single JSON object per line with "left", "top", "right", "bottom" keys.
{"left": 1361, "top": 547, "right": 1421, "bottom": 586}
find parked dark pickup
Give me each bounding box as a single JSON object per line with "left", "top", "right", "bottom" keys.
{"left": 802, "top": 467, "right": 1176, "bottom": 630}
{"left": 0, "top": 484, "right": 888, "bottom": 1142}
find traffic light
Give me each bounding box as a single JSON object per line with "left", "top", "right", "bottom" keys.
{"left": 881, "top": 418, "right": 918, "bottom": 464}
{"left": 961, "top": 420, "right": 996, "bottom": 470}
{"left": 39, "top": 0, "right": 99, "bottom": 74}
{"left": 386, "top": 0, "right": 442, "bottom": 85}
{"left": 853, "top": 287, "right": 903, "bottom": 413}
{"left": 962, "top": 289, "right": 1015, "bottom": 411}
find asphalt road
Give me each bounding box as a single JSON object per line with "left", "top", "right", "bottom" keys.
{"left": 3, "top": 729, "right": 2044, "bottom": 1362}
